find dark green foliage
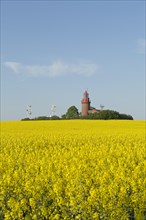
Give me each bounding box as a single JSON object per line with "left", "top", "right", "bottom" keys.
{"left": 34, "top": 116, "right": 50, "bottom": 120}
{"left": 50, "top": 115, "right": 60, "bottom": 120}
{"left": 97, "top": 110, "right": 120, "bottom": 120}
{"left": 21, "top": 118, "right": 31, "bottom": 121}
{"left": 119, "top": 114, "right": 133, "bottom": 120}
{"left": 21, "top": 109, "right": 133, "bottom": 121}
{"left": 81, "top": 112, "right": 100, "bottom": 119}
{"left": 21, "top": 116, "right": 61, "bottom": 121}
{"left": 61, "top": 114, "right": 67, "bottom": 119}
{"left": 81, "top": 110, "right": 133, "bottom": 120}
{"left": 65, "top": 106, "right": 79, "bottom": 119}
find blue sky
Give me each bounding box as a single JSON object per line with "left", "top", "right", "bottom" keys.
{"left": 1, "top": 0, "right": 145, "bottom": 120}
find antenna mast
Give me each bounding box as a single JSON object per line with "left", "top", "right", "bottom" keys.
{"left": 50, "top": 104, "right": 56, "bottom": 117}
{"left": 26, "top": 105, "right": 32, "bottom": 119}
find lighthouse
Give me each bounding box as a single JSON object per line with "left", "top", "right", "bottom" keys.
{"left": 81, "top": 90, "right": 91, "bottom": 116}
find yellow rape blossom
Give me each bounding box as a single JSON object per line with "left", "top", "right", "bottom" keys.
{"left": 0, "top": 120, "right": 145, "bottom": 219}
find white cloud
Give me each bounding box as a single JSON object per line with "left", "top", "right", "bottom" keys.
{"left": 137, "top": 38, "right": 146, "bottom": 54}
{"left": 4, "top": 61, "right": 22, "bottom": 73}
{"left": 4, "top": 60, "right": 97, "bottom": 77}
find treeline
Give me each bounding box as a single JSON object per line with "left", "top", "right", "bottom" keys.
{"left": 63, "top": 106, "right": 133, "bottom": 120}
{"left": 21, "top": 115, "right": 60, "bottom": 121}
{"left": 21, "top": 106, "right": 133, "bottom": 121}
{"left": 81, "top": 110, "right": 133, "bottom": 120}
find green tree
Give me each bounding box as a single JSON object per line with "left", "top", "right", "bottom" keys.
{"left": 119, "top": 113, "right": 133, "bottom": 120}
{"left": 50, "top": 115, "right": 60, "bottom": 120}
{"left": 66, "top": 106, "right": 79, "bottom": 119}
{"left": 87, "top": 112, "right": 100, "bottom": 119}
{"left": 34, "top": 116, "right": 50, "bottom": 120}
{"left": 97, "top": 110, "right": 120, "bottom": 120}
{"left": 61, "top": 114, "right": 66, "bottom": 119}
{"left": 21, "top": 117, "right": 30, "bottom": 121}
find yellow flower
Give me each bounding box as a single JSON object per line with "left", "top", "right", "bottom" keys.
{"left": 29, "top": 198, "right": 36, "bottom": 209}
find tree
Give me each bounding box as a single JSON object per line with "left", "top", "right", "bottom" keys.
{"left": 119, "top": 113, "right": 133, "bottom": 120}
{"left": 50, "top": 115, "right": 60, "bottom": 120}
{"left": 87, "top": 112, "right": 100, "bottom": 119}
{"left": 34, "top": 116, "right": 50, "bottom": 120}
{"left": 97, "top": 110, "right": 120, "bottom": 120}
{"left": 65, "top": 106, "right": 79, "bottom": 119}
{"left": 61, "top": 114, "right": 66, "bottom": 119}
{"left": 21, "top": 118, "right": 30, "bottom": 121}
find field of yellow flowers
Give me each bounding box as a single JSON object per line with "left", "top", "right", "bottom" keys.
{"left": 0, "top": 120, "right": 145, "bottom": 219}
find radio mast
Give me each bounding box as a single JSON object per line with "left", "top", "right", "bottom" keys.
{"left": 26, "top": 105, "right": 32, "bottom": 119}
{"left": 50, "top": 104, "right": 56, "bottom": 117}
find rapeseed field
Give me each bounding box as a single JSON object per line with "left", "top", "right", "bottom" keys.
{"left": 0, "top": 120, "right": 145, "bottom": 219}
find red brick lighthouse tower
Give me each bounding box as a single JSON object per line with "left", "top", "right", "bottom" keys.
{"left": 81, "top": 90, "right": 91, "bottom": 116}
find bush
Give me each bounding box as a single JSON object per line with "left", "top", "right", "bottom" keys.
{"left": 97, "top": 110, "right": 120, "bottom": 120}
{"left": 80, "top": 110, "right": 133, "bottom": 120}
{"left": 50, "top": 115, "right": 60, "bottom": 120}
{"left": 119, "top": 114, "right": 133, "bottom": 120}
{"left": 21, "top": 118, "right": 31, "bottom": 121}
{"left": 33, "top": 116, "right": 50, "bottom": 120}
